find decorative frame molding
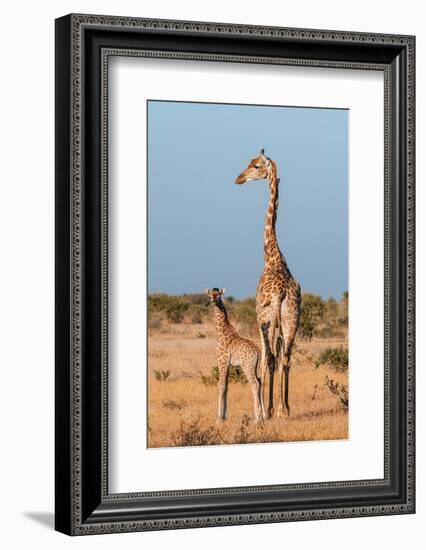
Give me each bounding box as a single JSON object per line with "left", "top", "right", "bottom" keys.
{"left": 55, "top": 14, "right": 415, "bottom": 535}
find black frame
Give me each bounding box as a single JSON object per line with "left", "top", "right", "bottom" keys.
{"left": 55, "top": 14, "right": 415, "bottom": 535}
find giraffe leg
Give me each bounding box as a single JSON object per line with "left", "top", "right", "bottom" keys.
{"left": 217, "top": 360, "right": 229, "bottom": 421}
{"left": 260, "top": 363, "right": 268, "bottom": 420}
{"left": 278, "top": 352, "right": 293, "bottom": 417}
{"left": 250, "top": 351, "right": 264, "bottom": 423}
{"left": 275, "top": 334, "right": 285, "bottom": 418}
{"left": 284, "top": 365, "right": 290, "bottom": 417}
{"left": 223, "top": 381, "right": 229, "bottom": 420}
{"left": 279, "top": 290, "right": 300, "bottom": 419}
{"left": 276, "top": 365, "right": 284, "bottom": 417}
{"left": 250, "top": 375, "right": 263, "bottom": 424}
{"left": 260, "top": 319, "right": 277, "bottom": 418}
{"left": 258, "top": 328, "right": 269, "bottom": 419}
{"left": 267, "top": 360, "right": 275, "bottom": 418}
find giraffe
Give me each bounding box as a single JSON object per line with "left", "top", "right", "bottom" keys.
{"left": 206, "top": 288, "right": 265, "bottom": 423}
{"left": 235, "top": 149, "right": 301, "bottom": 418}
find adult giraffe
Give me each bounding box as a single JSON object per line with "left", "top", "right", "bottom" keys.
{"left": 235, "top": 149, "right": 301, "bottom": 418}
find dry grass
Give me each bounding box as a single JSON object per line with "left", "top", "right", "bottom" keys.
{"left": 147, "top": 322, "right": 348, "bottom": 448}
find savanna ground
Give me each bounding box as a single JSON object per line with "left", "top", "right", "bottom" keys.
{"left": 147, "top": 292, "right": 349, "bottom": 448}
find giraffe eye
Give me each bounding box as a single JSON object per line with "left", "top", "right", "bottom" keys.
{"left": 254, "top": 164, "right": 260, "bottom": 169}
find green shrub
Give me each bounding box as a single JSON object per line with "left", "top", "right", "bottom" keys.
{"left": 299, "top": 293, "right": 349, "bottom": 340}
{"left": 299, "top": 293, "right": 326, "bottom": 340}
{"left": 166, "top": 301, "right": 189, "bottom": 323}
{"left": 233, "top": 297, "right": 257, "bottom": 335}
{"left": 200, "top": 369, "right": 217, "bottom": 385}
{"left": 189, "top": 304, "right": 206, "bottom": 324}
{"left": 326, "top": 297, "right": 338, "bottom": 317}
{"left": 183, "top": 293, "right": 209, "bottom": 306}
{"left": 148, "top": 293, "right": 210, "bottom": 324}
{"left": 148, "top": 293, "right": 174, "bottom": 312}
{"left": 315, "top": 347, "right": 348, "bottom": 372}
{"left": 229, "top": 365, "right": 248, "bottom": 383}
{"left": 147, "top": 292, "right": 348, "bottom": 335}
{"left": 200, "top": 365, "right": 248, "bottom": 385}
{"left": 299, "top": 316, "right": 315, "bottom": 340}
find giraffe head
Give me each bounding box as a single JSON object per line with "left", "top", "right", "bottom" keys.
{"left": 205, "top": 287, "right": 226, "bottom": 304}
{"left": 235, "top": 149, "right": 272, "bottom": 185}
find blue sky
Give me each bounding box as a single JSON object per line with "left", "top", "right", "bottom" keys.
{"left": 147, "top": 100, "right": 348, "bottom": 299}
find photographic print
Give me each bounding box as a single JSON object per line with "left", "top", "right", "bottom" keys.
{"left": 56, "top": 16, "right": 415, "bottom": 533}
{"left": 147, "top": 100, "right": 348, "bottom": 448}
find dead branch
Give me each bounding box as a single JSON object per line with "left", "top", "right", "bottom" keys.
{"left": 324, "top": 376, "right": 348, "bottom": 409}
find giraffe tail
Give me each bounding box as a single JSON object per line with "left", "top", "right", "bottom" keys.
{"left": 260, "top": 321, "right": 275, "bottom": 371}
{"left": 255, "top": 349, "right": 262, "bottom": 382}
{"left": 276, "top": 333, "right": 283, "bottom": 362}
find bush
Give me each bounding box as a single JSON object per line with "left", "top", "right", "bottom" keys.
{"left": 200, "top": 365, "right": 248, "bottom": 385}
{"left": 200, "top": 367, "right": 218, "bottom": 385}
{"left": 325, "top": 375, "right": 349, "bottom": 409}
{"left": 190, "top": 304, "right": 206, "bottom": 324}
{"left": 148, "top": 293, "right": 210, "bottom": 324}
{"left": 162, "top": 399, "right": 187, "bottom": 410}
{"left": 315, "top": 347, "right": 348, "bottom": 372}
{"left": 148, "top": 293, "right": 174, "bottom": 312}
{"left": 299, "top": 316, "right": 315, "bottom": 340}
{"left": 233, "top": 414, "right": 252, "bottom": 444}
{"left": 298, "top": 293, "right": 349, "bottom": 340}
{"left": 314, "top": 326, "right": 344, "bottom": 339}
{"left": 299, "top": 294, "right": 326, "bottom": 340}
{"left": 148, "top": 311, "right": 162, "bottom": 331}
{"left": 148, "top": 293, "right": 189, "bottom": 323}
{"left": 233, "top": 297, "right": 257, "bottom": 335}
{"left": 154, "top": 369, "right": 171, "bottom": 382}
{"left": 228, "top": 365, "right": 248, "bottom": 383}
{"left": 170, "top": 417, "right": 222, "bottom": 446}
{"left": 166, "top": 300, "right": 189, "bottom": 323}
{"left": 146, "top": 291, "right": 348, "bottom": 335}
{"left": 183, "top": 293, "right": 209, "bottom": 306}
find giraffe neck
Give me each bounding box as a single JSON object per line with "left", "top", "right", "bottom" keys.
{"left": 213, "top": 299, "right": 232, "bottom": 336}
{"left": 263, "top": 161, "right": 283, "bottom": 265}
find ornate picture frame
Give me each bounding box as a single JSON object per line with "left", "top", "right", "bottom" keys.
{"left": 55, "top": 13, "right": 415, "bottom": 535}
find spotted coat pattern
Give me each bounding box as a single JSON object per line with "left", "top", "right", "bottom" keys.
{"left": 236, "top": 152, "right": 301, "bottom": 418}
{"left": 207, "top": 289, "right": 264, "bottom": 423}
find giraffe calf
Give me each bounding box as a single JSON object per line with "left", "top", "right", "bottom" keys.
{"left": 206, "top": 288, "right": 265, "bottom": 423}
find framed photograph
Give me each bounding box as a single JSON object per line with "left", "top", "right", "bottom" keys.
{"left": 55, "top": 14, "right": 415, "bottom": 535}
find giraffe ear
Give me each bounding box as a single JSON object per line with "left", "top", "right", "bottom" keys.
{"left": 221, "top": 288, "right": 226, "bottom": 296}
{"left": 204, "top": 288, "right": 210, "bottom": 295}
